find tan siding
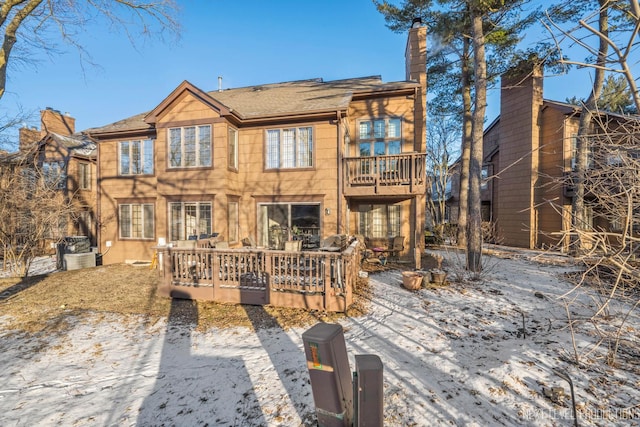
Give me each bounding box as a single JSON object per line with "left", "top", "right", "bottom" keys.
{"left": 98, "top": 80, "right": 425, "bottom": 263}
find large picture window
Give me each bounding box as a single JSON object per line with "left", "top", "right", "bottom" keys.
{"left": 42, "top": 161, "right": 66, "bottom": 189}
{"left": 265, "top": 127, "right": 313, "bottom": 169}
{"left": 119, "top": 203, "right": 154, "bottom": 239}
{"left": 169, "top": 125, "right": 212, "bottom": 168}
{"left": 358, "top": 118, "right": 402, "bottom": 157}
{"left": 258, "top": 203, "right": 320, "bottom": 249}
{"left": 119, "top": 139, "right": 154, "bottom": 175}
{"left": 169, "top": 201, "right": 212, "bottom": 241}
{"left": 358, "top": 204, "right": 401, "bottom": 238}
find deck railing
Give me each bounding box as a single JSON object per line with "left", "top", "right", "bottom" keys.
{"left": 156, "top": 241, "right": 360, "bottom": 312}
{"left": 343, "top": 152, "right": 426, "bottom": 197}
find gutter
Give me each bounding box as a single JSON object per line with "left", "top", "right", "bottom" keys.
{"left": 336, "top": 111, "right": 343, "bottom": 234}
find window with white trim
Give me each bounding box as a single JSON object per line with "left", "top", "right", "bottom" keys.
{"left": 265, "top": 127, "right": 313, "bottom": 169}
{"left": 168, "top": 125, "right": 212, "bottom": 168}
{"left": 119, "top": 203, "right": 154, "bottom": 239}
{"left": 119, "top": 139, "right": 154, "bottom": 175}
{"left": 169, "top": 201, "right": 212, "bottom": 241}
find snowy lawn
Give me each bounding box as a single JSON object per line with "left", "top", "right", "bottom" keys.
{"left": 1, "top": 251, "right": 638, "bottom": 426}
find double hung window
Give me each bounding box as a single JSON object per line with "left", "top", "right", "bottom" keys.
{"left": 265, "top": 127, "right": 313, "bottom": 169}
{"left": 228, "top": 127, "right": 238, "bottom": 170}
{"left": 119, "top": 139, "right": 154, "bottom": 175}
{"left": 169, "top": 125, "right": 212, "bottom": 168}
{"left": 119, "top": 203, "right": 154, "bottom": 239}
{"left": 228, "top": 201, "right": 239, "bottom": 243}
{"left": 78, "top": 162, "right": 91, "bottom": 190}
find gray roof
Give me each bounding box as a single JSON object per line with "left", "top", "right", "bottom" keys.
{"left": 0, "top": 132, "right": 96, "bottom": 164}
{"left": 50, "top": 133, "right": 97, "bottom": 158}
{"left": 87, "top": 76, "right": 420, "bottom": 135}
{"left": 84, "top": 111, "right": 152, "bottom": 136}
{"left": 209, "top": 76, "right": 418, "bottom": 119}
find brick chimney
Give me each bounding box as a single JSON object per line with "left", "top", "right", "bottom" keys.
{"left": 41, "top": 107, "right": 75, "bottom": 136}
{"left": 18, "top": 108, "right": 76, "bottom": 151}
{"left": 19, "top": 126, "right": 42, "bottom": 151}
{"left": 405, "top": 17, "right": 427, "bottom": 152}
{"left": 496, "top": 60, "right": 544, "bottom": 248}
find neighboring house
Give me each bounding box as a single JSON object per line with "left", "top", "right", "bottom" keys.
{"left": 87, "top": 24, "right": 428, "bottom": 265}
{"left": 0, "top": 108, "right": 97, "bottom": 248}
{"left": 447, "top": 62, "right": 639, "bottom": 250}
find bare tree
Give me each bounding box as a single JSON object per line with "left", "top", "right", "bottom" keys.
{"left": 426, "top": 114, "right": 460, "bottom": 236}
{"left": 544, "top": 0, "right": 640, "bottom": 253}
{"left": 555, "top": 115, "right": 640, "bottom": 367}
{"left": 0, "top": 146, "right": 80, "bottom": 277}
{"left": 0, "top": 0, "right": 179, "bottom": 102}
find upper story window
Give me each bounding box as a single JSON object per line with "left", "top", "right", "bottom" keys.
{"left": 169, "top": 125, "right": 211, "bottom": 168}
{"left": 228, "top": 127, "right": 238, "bottom": 170}
{"left": 120, "top": 139, "right": 154, "bottom": 175}
{"left": 78, "top": 162, "right": 91, "bottom": 190}
{"left": 42, "top": 161, "right": 66, "bottom": 189}
{"left": 570, "top": 133, "right": 593, "bottom": 170}
{"left": 358, "top": 118, "right": 402, "bottom": 157}
{"left": 265, "top": 127, "right": 313, "bottom": 169}
{"left": 481, "top": 165, "right": 490, "bottom": 190}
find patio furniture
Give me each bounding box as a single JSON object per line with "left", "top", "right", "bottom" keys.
{"left": 284, "top": 240, "right": 302, "bottom": 252}
{"left": 242, "top": 236, "right": 257, "bottom": 247}
{"left": 389, "top": 236, "right": 405, "bottom": 260}
{"left": 365, "top": 236, "right": 404, "bottom": 261}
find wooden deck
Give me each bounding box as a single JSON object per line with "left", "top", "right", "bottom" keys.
{"left": 155, "top": 241, "right": 360, "bottom": 312}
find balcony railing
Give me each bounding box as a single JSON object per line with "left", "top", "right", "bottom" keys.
{"left": 344, "top": 153, "right": 426, "bottom": 197}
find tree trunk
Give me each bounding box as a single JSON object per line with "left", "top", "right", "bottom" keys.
{"left": 572, "top": 0, "right": 608, "bottom": 254}
{"left": 457, "top": 38, "right": 472, "bottom": 248}
{"left": 468, "top": 12, "right": 487, "bottom": 273}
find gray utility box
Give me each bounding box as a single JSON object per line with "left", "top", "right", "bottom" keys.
{"left": 354, "top": 355, "right": 383, "bottom": 427}
{"left": 56, "top": 236, "right": 91, "bottom": 270}
{"left": 302, "top": 323, "right": 353, "bottom": 427}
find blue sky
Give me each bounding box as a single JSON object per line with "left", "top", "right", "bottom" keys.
{"left": 0, "top": 0, "right": 621, "bottom": 143}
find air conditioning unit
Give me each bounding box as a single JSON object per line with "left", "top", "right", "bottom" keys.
{"left": 64, "top": 252, "right": 96, "bottom": 271}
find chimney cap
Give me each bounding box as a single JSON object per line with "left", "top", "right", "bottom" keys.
{"left": 411, "top": 17, "right": 423, "bottom": 28}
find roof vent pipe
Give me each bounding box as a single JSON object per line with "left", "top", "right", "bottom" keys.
{"left": 218, "top": 76, "right": 223, "bottom": 92}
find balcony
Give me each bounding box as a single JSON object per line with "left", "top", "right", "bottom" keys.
{"left": 343, "top": 153, "right": 426, "bottom": 197}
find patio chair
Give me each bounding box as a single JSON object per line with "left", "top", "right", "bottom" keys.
{"left": 242, "top": 236, "right": 256, "bottom": 247}
{"left": 389, "top": 236, "right": 405, "bottom": 260}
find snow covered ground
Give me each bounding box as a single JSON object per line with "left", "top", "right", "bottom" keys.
{"left": 1, "top": 251, "right": 639, "bottom": 426}
{"left": 0, "top": 255, "right": 58, "bottom": 278}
